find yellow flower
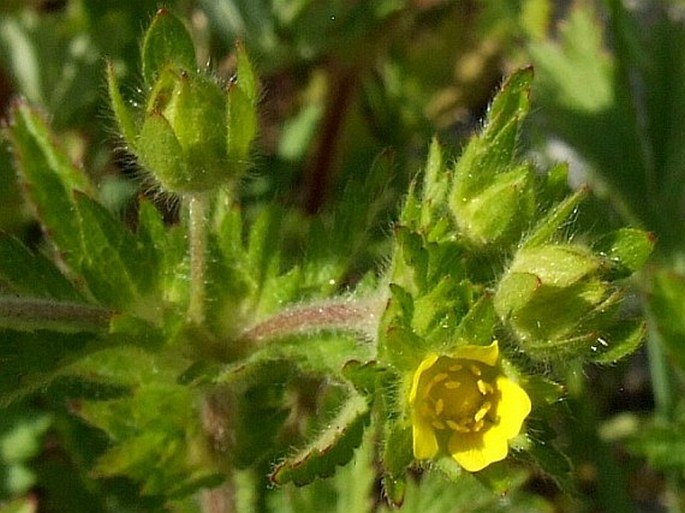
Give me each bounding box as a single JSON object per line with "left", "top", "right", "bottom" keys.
{"left": 409, "top": 341, "right": 531, "bottom": 472}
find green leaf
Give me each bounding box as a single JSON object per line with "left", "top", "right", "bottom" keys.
{"left": 0, "top": 407, "right": 52, "bottom": 499}
{"left": 226, "top": 43, "right": 258, "bottom": 171}
{"left": 648, "top": 268, "right": 685, "bottom": 369}
{"left": 141, "top": 8, "right": 197, "bottom": 85}
{"left": 75, "top": 193, "right": 159, "bottom": 310}
{"left": 528, "top": 3, "right": 646, "bottom": 223}
{"left": 4, "top": 100, "right": 93, "bottom": 267}
{"left": 0, "top": 236, "right": 82, "bottom": 301}
{"left": 270, "top": 392, "right": 370, "bottom": 486}
{"left": 302, "top": 149, "right": 394, "bottom": 294}
{"left": 246, "top": 206, "right": 284, "bottom": 302}
{"left": 0, "top": 329, "right": 103, "bottom": 406}
{"left": 628, "top": 415, "right": 685, "bottom": 471}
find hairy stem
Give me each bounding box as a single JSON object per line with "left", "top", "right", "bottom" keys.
{"left": 0, "top": 296, "right": 111, "bottom": 332}
{"left": 239, "top": 295, "right": 386, "bottom": 346}
{"left": 187, "top": 193, "right": 209, "bottom": 325}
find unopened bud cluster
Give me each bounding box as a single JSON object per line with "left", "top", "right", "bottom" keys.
{"left": 107, "top": 9, "right": 257, "bottom": 194}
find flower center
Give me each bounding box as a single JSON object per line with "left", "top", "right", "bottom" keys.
{"left": 419, "top": 357, "right": 498, "bottom": 434}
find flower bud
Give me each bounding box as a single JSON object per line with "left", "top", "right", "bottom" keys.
{"left": 107, "top": 10, "right": 258, "bottom": 194}
{"left": 450, "top": 163, "right": 536, "bottom": 246}
{"left": 494, "top": 243, "right": 619, "bottom": 361}
{"left": 137, "top": 66, "right": 228, "bottom": 192}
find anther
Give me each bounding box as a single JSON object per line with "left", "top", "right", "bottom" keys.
{"left": 469, "top": 364, "right": 482, "bottom": 377}
{"left": 432, "top": 372, "right": 448, "bottom": 384}
{"left": 474, "top": 402, "right": 492, "bottom": 422}
{"left": 435, "top": 398, "right": 444, "bottom": 415}
{"left": 446, "top": 420, "right": 470, "bottom": 433}
{"left": 444, "top": 381, "right": 461, "bottom": 390}
{"left": 477, "top": 379, "right": 494, "bottom": 395}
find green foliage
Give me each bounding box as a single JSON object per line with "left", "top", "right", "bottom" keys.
{"left": 0, "top": 2, "right": 678, "bottom": 513}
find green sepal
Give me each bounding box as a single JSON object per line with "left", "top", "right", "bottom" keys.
{"left": 4, "top": 100, "right": 93, "bottom": 267}
{"left": 391, "top": 227, "right": 428, "bottom": 294}
{"left": 593, "top": 228, "right": 655, "bottom": 276}
{"left": 342, "top": 360, "right": 391, "bottom": 397}
{"left": 143, "top": 68, "right": 229, "bottom": 192}
{"left": 270, "top": 393, "right": 370, "bottom": 486}
{"left": 451, "top": 164, "right": 536, "bottom": 246}
{"left": 504, "top": 244, "right": 602, "bottom": 289}
{"left": 136, "top": 110, "right": 190, "bottom": 191}
{"left": 486, "top": 67, "right": 534, "bottom": 142}
{"left": 522, "top": 186, "right": 589, "bottom": 249}
{"left": 400, "top": 137, "right": 451, "bottom": 236}
{"left": 141, "top": 8, "right": 197, "bottom": 85}
{"left": 226, "top": 82, "right": 257, "bottom": 171}
{"left": 591, "top": 320, "right": 646, "bottom": 364}
{"left": 0, "top": 236, "right": 82, "bottom": 301}
{"left": 446, "top": 68, "right": 536, "bottom": 247}
{"left": 381, "top": 472, "right": 407, "bottom": 509}
{"left": 452, "top": 293, "right": 498, "bottom": 348}
{"left": 493, "top": 272, "right": 540, "bottom": 320}
{"left": 382, "top": 422, "right": 413, "bottom": 477}
{"left": 106, "top": 60, "right": 139, "bottom": 150}
{"left": 379, "top": 284, "right": 428, "bottom": 371}
{"left": 234, "top": 41, "right": 257, "bottom": 103}
{"left": 473, "top": 461, "right": 531, "bottom": 497}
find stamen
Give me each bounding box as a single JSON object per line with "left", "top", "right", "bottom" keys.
{"left": 477, "top": 379, "right": 494, "bottom": 395}
{"left": 474, "top": 402, "right": 492, "bottom": 422}
{"left": 432, "top": 373, "right": 448, "bottom": 384}
{"left": 435, "top": 398, "right": 444, "bottom": 415}
{"left": 469, "top": 364, "right": 482, "bottom": 377}
{"left": 432, "top": 420, "right": 446, "bottom": 430}
{"left": 444, "top": 381, "right": 461, "bottom": 390}
{"left": 449, "top": 364, "right": 463, "bottom": 372}
{"left": 472, "top": 419, "right": 485, "bottom": 431}
{"left": 446, "top": 420, "right": 470, "bottom": 433}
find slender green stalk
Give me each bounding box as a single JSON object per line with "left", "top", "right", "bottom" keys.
{"left": 187, "top": 193, "right": 209, "bottom": 325}
{"left": 0, "top": 296, "right": 111, "bottom": 332}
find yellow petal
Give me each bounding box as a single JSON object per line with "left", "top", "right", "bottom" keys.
{"left": 448, "top": 430, "right": 508, "bottom": 472}
{"left": 451, "top": 341, "right": 499, "bottom": 367}
{"left": 493, "top": 376, "right": 532, "bottom": 439}
{"left": 412, "top": 418, "right": 439, "bottom": 459}
{"left": 409, "top": 353, "right": 439, "bottom": 405}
